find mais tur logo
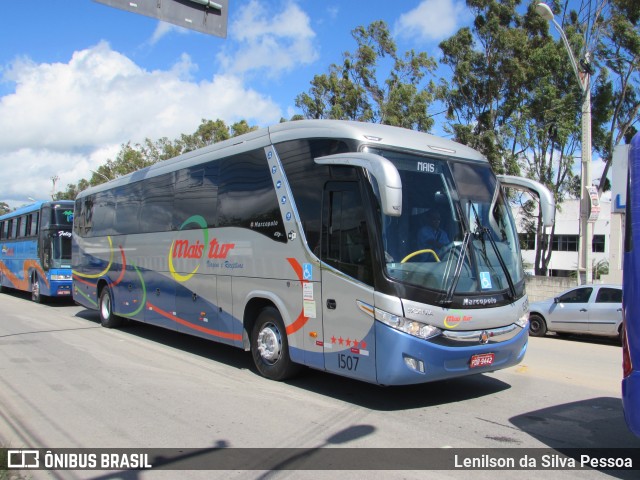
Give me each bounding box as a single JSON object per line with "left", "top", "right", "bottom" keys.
{"left": 169, "top": 215, "right": 235, "bottom": 282}
{"left": 443, "top": 310, "right": 472, "bottom": 329}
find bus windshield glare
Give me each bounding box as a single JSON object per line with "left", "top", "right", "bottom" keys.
{"left": 367, "top": 147, "right": 523, "bottom": 296}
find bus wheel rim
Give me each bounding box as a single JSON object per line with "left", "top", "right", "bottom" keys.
{"left": 101, "top": 294, "right": 110, "bottom": 320}
{"left": 257, "top": 322, "right": 282, "bottom": 364}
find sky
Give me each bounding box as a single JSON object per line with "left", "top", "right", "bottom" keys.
{"left": 0, "top": 0, "right": 606, "bottom": 209}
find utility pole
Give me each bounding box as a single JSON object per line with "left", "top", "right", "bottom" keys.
{"left": 536, "top": 2, "right": 595, "bottom": 285}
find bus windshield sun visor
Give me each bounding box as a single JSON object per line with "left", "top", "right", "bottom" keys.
{"left": 314, "top": 152, "right": 403, "bottom": 217}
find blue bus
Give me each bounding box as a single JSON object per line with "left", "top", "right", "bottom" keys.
{"left": 623, "top": 131, "right": 640, "bottom": 436}
{"left": 0, "top": 200, "right": 74, "bottom": 302}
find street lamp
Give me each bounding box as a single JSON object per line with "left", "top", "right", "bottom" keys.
{"left": 536, "top": 2, "right": 594, "bottom": 285}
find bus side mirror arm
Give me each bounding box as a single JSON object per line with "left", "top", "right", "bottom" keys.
{"left": 315, "top": 152, "right": 402, "bottom": 217}
{"left": 496, "top": 175, "right": 556, "bottom": 227}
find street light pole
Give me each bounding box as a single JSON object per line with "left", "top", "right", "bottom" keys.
{"left": 536, "top": 2, "right": 593, "bottom": 285}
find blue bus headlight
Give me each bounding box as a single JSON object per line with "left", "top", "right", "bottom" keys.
{"left": 51, "top": 274, "right": 72, "bottom": 281}
{"left": 375, "top": 308, "right": 441, "bottom": 340}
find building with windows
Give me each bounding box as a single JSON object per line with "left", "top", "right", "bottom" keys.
{"left": 514, "top": 145, "right": 628, "bottom": 292}
{"left": 515, "top": 198, "right": 613, "bottom": 278}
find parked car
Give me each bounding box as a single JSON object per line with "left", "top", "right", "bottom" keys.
{"left": 528, "top": 284, "right": 623, "bottom": 342}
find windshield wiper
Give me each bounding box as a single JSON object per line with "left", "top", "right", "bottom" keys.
{"left": 470, "top": 203, "right": 516, "bottom": 300}
{"left": 440, "top": 231, "right": 471, "bottom": 306}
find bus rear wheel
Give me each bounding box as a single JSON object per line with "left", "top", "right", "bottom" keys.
{"left": 251, "top": 307, "right": 301, "bottom": 381}
{"left": 99, "top": 288, "right": 122, "bottom": 328}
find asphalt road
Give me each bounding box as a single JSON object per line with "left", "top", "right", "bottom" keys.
{"left": 0, "top": 289, "right": 638, "bottom": 480}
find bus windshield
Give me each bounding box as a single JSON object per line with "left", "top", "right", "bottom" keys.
{"left": 52, "top": 204, "right": 74, "bottom": 227}
{"left": 367, "top": 147, "right": 524, "bottom": 296}
{"left": 51, "top": 232, "right": 72, "bottom": 268}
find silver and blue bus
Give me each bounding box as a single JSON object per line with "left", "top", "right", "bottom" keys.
{"left": 72, "top": 120, "right": 554, "bottom": 385}
{"left": 0, "top": 200, "right": 74, "bottom": 302}
{"left": 623, "top": 131, "right": 640, "bottom": 436}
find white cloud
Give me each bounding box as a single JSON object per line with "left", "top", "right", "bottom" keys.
{"left": 395, "top": 0, "right": 472, "bottom": 43}
{"left": 0, "top": 41, "right": 282, "bottom": 208}
{"left": 0, "top": 148, "right": 93, "bottom": 206}
{"left": 217, "top": 0, "right": 319, "bottom": 78}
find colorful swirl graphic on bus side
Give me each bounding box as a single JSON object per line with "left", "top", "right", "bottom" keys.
{"left": 0, "top": 259, "right": 48, "bottom": 290}
{"left": 285, "top": 258, "right": 310, "bottom": 335}
{"left": 72, "top": 236, "right": 115, "bottom": 279}
{"left": 72, "top": 236, "right": 145, "bottom": 317}
{"left": 168, "top": 215, "right": 209, "bottom": 283}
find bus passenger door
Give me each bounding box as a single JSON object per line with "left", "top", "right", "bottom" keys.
{"left": 320, "top": 182, "right": 377, "bottom": 383}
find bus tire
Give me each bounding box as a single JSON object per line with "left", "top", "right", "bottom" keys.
{"left": 31, "top": 274, "right": 43, "bottom": 304}
{"left": 528, "top": 313, "right": 547, "bottom": 337}
{"left": 251, "top": 307, "right": 301, "bottom": 381}
{"left": 99, "top": 287, "right": 122, "bottom": 328}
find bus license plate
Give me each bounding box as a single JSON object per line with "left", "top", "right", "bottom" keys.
{"left": 470, "top": 353, "right": 495, "bottom": 368}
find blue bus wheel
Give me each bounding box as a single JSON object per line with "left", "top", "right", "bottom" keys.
{"left": 31, "top": 275, "right": 43, "bottom": 304}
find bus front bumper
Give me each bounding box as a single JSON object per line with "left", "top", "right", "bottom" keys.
{"left": 374, "top": 321, "right": 528, "bottom": 386}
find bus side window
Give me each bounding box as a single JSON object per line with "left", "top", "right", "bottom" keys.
{"left": 322, "top": 182, "right": 373, "bottom": 286}
{"left": 30, "top": 212, "right": 39, "bottom": 236}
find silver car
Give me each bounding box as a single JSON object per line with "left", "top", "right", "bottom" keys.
{"left": 528, "top": 284, "right": 623, "bottom": 341}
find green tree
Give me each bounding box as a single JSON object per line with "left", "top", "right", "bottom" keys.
{"left": 179, "top": 119, "right": 232, "bottom": 152}
{"left": 231, "top": 119, "right": 258, "bottom": 137}
{"left": 54, "top": 179, "right": 89, "bottom": 201}
{"left": 517, "top": 3, "right": 590, "bottom": 275}
{"left": 520, "top": 0, "right": 639, "bottom": 274}
{"left": 0, "top": 202, "right": 10, "bottom": 215}
{"left": 438, "top": 0, "right": 583, "bottom": 274}
{"left": 588, "top": 0, "right": 640, "bottom": 194}
{"left": 438, "top": 0, "right": 564, "bottom": 176}
{"left": 296, "top": 21, "right": 437, "bottom": 131}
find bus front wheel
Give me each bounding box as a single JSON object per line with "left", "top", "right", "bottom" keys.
{"left": 31, "top": 274, "right": 43, "bottom": 304}
{"left": 99, "top": 288, "right": 122, "bottom": 328}
{"left": 251, "top": 307, "right": 301, "bottom": 381}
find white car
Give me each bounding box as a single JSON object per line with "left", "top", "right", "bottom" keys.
{"left": 528, "top": 284, "right": 623, "bottom": 341}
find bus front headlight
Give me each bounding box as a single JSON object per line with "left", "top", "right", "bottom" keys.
{"left": 51, "top": 274, "right": 72, "bottom": 281}
{"left": 375, "top": 308, "right": 441, "bottom": 340}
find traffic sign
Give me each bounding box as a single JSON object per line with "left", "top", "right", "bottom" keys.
{"left": 94, "top": 0, "right": 229, "bottom": 38}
